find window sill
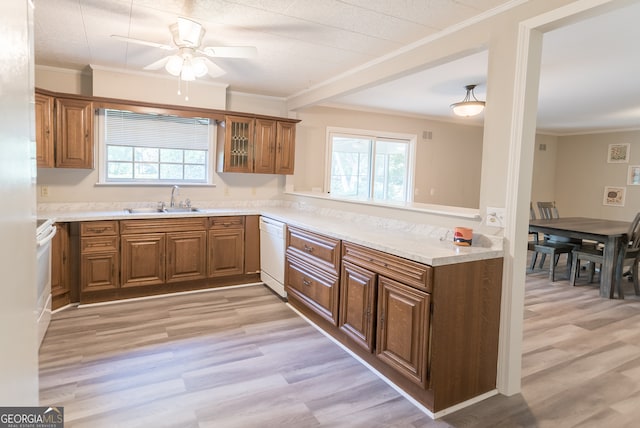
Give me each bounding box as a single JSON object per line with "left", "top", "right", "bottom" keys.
{"left": 285, "top": 190, "right": 482, "bottom": 220}
{"left": 95, "top": 182, "right": 217, "bottom": 187}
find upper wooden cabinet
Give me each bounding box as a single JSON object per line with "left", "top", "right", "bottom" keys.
{"left": 55, "top": 97, "right": 94, "bottom": 169}
{"left": 34, "top": 93, "right": 54, "bottom": 168}
{"left": 34, "top": 91, "right": 94, "bottom": 169}
{"left": 218, "top": 115, "right": 297, "bottom": 174}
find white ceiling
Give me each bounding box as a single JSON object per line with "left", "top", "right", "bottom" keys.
{"left": 34, "top": 0, "right": 640, "bottom": 135}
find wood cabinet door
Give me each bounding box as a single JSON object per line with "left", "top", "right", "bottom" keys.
{"left": 339, "top": 261, "right": 377, "bottom": 352}
{"left": 51, "top": 223, "right": 70, "bottom": 309}
{"left": 55, "top": 97, "right": 93, "bottom": 169}
{"left": 223, "top": 115, "right": 254, "bottom": 172}
{"left": 81, "top": 252, "right": 118, "bottom": 292}
{"left": 254, "top": 118, "right": 276, "bottom": 173}
{"left": 376, "top": 276, "right": 430, "bottom": 388}
{"left": 208, "top": 228, "right": 245, "bottom": 277}
{"left": 35, "top": 93, "right": 54, "bottom": 168}
{"left": 275, "top": 121, "right": 296, "bottom": 174}
{"left": 166, "top": 231, "right": 207, "bottom": 283}
{"left": 121, "top": 234, "right": 165, "bottom": 287}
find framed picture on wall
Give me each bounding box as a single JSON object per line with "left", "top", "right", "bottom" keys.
{"left": 607, "top": 143, "right": 630, "bottom": 163}
{"left": 628, "top": 165, "right": 640, "bottom": 185}
{"left": 603, "top": 186, "right": 626, "bottom": 206}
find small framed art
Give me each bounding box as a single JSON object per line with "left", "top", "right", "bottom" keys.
{"left": 628, "top": 165, "right": 640, "bottom": 185}
{"left": 607, "top": 143, "right": 630, "bottom": 163}
{"left": 603, "top": 186, "right": 626, "bottom": 207}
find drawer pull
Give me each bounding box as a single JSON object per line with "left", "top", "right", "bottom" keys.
{"left": 89, "top": 227, "right": 108, "bottom": 234}
{"left": 303, "top": 244, "right": 314, "bottom": 253}
{"left": 302, "top": 278, "right": 312, "bottom": 286}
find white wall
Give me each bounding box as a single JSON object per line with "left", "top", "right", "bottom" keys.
{"left": 0, "top": 1, "right": 39, "bottom": 405}
{"left": 292, "top": 106, "right": 484, "bottom": 209}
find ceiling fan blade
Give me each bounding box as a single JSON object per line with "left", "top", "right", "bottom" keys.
{"left": 200, "top": 46, "right": 257, "bottom": 58}
{"left": 143, "top": 56, "right": 172, "bottom": 71}
{"left": 111, "top": 34, "right": 175, "bottom": 51}
{"left": 201, "top": 57, "right": 226, "bottom": 78}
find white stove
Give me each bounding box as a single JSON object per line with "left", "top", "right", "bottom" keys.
{"left": 36, "top": 218, "right": 56, "bottom": 347}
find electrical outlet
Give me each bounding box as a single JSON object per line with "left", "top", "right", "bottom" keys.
{"left": 486, "top": 206, "right": 505, "bottom": 227}
{"left": 40, "top": 186, "right": 49, "bottom": 197}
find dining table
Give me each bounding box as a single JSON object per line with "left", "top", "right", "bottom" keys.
{"left": 528, "top": 217, "right": 631, "bottom": 298}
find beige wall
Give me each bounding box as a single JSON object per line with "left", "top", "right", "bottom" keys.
{"left": 555, "top": 130, "right": 640, "bottom": 221}
{"left": 292, "top": 106, "right": 483, "bottom": 209}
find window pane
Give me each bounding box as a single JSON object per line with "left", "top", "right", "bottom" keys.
{"left": 160, "top": 164, "right": 183, "bottom": 180}
{"left": 135, "top": 163, "right": 159, "bottom": 179}
{"left": 161, "top": 149, "right": 183, "bottom": 163}
{"left": 185, "top": 150, "right": 205, "bottom": 164}
{"left": 135, "top": 147, "right": 159, "bottom": 162}
{"left": 185, "top": 165, "right": 206, "bottom": 180}
{"left": 331, "top": 137, "right": 371, "bottom": 199}
{"left": 374, "top": 141, "right": 408, "bottom": 202}
{"left": 107, "top": 145, "right": 132, "bottom": 161}
{"left": 108, "top": 162, "right": 133, "bottom": 179}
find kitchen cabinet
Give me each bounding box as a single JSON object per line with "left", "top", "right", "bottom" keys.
{"left": 35, "top": 91, "right": 94, "bottom": 169}
{"left": 80, "top": 221, "right": 119, "bottom": 294}
{"left": 218, "top": 115, "right": 297, "bottom": 174}
{"left": 55, "top": 97, "right": 94, "bottom": 169}
{"left": 208, "top": 216, "right": 245, "bottom": 277}
{"left": 120, "top": 218, "right": 207, "bottom": 288}
{"left": 285, "top": 226, "right": 341, "bottom": 325}
{"left": 51, "top": 223, "right": 71, "bottom": 310}
{"left": 34, "top": 92, "right": 54, "bottom": 168}
{"left": 287, "top": 235, "right": 502, "bottom": 413}
{"left": 340, "top": 242, "right": 431, "bottom": 388}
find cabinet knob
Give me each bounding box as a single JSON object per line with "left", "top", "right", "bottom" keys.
{"left": 303, "top": 244, "right": 314, "bottom": 253}
{"left": 302, "top": 278, "right": 312, "bottom": 286}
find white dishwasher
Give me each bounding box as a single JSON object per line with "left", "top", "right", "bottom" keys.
{"left": 259, "top": 216, "right": 287, "bottom": 298}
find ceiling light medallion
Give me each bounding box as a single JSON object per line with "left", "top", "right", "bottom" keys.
{"left": 451, "top": 84, "right": 485, "bottom": 117}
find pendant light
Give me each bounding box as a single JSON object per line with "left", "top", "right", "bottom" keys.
{"left": 450, "top": 84, "right": 485, "bottom": 117}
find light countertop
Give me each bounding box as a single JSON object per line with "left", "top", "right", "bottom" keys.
{"left": 39, "top": 204, "right": 503, "bottom": 267}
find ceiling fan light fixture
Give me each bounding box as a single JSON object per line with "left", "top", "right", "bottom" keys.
{"left": 180, "top": 61, "right": 196, "bottom": 81}
{"left": 451, "top": 84, "right": 485, "bottom": 117}
{"left": 191, "top": 57, "right": 209, "bottom": 78}
{"left": 165, "top": 55, "right": 184, "bottom": 76}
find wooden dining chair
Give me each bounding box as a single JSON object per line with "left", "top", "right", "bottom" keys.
{"left": 528, "top": 201, "right": 577, "bottom": 281}
{"left": 570, "top": 212, "right": 640, "bottom": 298}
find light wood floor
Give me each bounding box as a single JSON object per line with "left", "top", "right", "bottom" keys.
{"left": 40, "top": 258, "right": 640, "bottom": 427}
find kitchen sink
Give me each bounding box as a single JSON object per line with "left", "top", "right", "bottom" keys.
{"left": 125, "top": 208, "right": 164, "bottom": 214}
{"left": 163, "top": 207, "right": 200, "bottom": 213}
{"left": 124, "top": 207, "right": 200, "bottom": 214}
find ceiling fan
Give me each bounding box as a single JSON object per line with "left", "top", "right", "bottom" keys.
{"left": 112, "top": 17, "right": 257, "bottom": 81}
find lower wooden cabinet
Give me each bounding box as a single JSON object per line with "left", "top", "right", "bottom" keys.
{"left": 80, "top": 221, "right": 119, "bottom": 293}
{"left": 166, "top": 231, "right": 207, "bottom": 283}
{"left": 208, "top": 216, "right": 245, "bottom": 277}
{"left": 376, "top": 276, "right": 430, "bottom": 388}
{"left": 120, "top": 233, "right": 166, "bottom": 287}
{"left": 339, "top": 260, "right": 377, "bottom": 351}
{"left": 51, "top": 223, "right": 71, "bottom": 309}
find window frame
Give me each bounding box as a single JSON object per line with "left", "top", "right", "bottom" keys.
{"left": 96, "top": 108, "right": 217, "bottom": 186}
{"left": 325, "top": 127, "right": 416, "bottom": 203}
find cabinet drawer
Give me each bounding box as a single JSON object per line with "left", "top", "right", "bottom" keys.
{"left": 120, "top": 218, "right": 207, "bottom": 234}
{"left": 81, "top": 220, "right": 118, "bottom": 236}
{"left": 209, "top": 216, "right": 244, "bottom": 229}
{"left": 81, "top": 236, "right": 119, "bottom": 253}
{"left": 286, "top": 254, "right": 339, "bottom": 325}
{"left": 286, "top": 226, "right": 340, "bottom": 273}
{"left": 343, "top": 242, "right": 433, "bottom": 292}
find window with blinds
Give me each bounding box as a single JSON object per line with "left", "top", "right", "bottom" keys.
{"left": 101, "top": 109, "right": 213, "bottom": 184}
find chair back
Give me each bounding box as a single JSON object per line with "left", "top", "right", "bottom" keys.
{"left": 537, "top": 201, "right": 560, "bottom": 219}
{"left": 627, "top": 212, "right": 640, "bottom": 251}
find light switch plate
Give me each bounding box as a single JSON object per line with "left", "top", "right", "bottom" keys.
{"left": 486, "top": 207, "right": 505, "bottom": 227}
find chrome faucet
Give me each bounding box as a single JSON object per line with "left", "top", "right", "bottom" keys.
{"left": 170, "top": 185, "right": 180, "bottom": 207}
